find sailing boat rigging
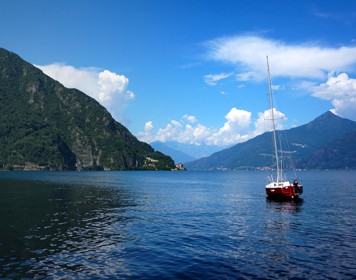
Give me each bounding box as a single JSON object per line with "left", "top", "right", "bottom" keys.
{"left": 265, "top": 56, "right": 303, "bottom": 199}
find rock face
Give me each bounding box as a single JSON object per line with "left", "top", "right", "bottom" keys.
{"left": 0, "top": 48, "right": 174, "bottom": 170}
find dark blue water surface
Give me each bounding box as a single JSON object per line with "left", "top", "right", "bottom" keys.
{"left": 0, "top": 170, "right": 355, "bottom": 279}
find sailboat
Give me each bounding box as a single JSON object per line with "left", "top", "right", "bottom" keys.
{"left": 265, "top": 56, "right": 303, "bottom": 200}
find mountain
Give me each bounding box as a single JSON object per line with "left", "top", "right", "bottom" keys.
{"left": 0, "top": 48, "right": 175, "bottom": 170}
{"left": 185, "top": 111, "right": 356, "bottom": 170}
{"left": 150, "top": 141, "right": 197, "bottom": 163}
{"left": 157, "top": 141, "right": 226, "bottom": 159}
{"left": 299, "top": 130, "right": 356, "bottom": 169}
{"left": 150, "top": 141, "right": 228, "bottom": 164}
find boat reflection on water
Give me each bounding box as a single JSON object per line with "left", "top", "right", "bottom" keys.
{"left": 263, "top": 197, "right": 305, "bottom": 267}
{"left": 264, "top": 197, "right": 304, "bottom": 234}
{"left": 266, "top": 197, "right": 304, "bottom": 214}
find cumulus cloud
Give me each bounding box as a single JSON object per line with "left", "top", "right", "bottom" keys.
{"left": 254, "top": 109, "right": 287, "bottom": 136}
{"left": 138, "top": 121, "right": 155, "bottom": 142}
{"left": 207, "top": 108, "right": 252, "bottom": 145}
{"left": 36, "top": 63, "right": 135, "bottom": 124}
{"left": 312, "top": 72, "right": 356, "bottom": 121}
{"left": 143, "top": 121, "right": 153, "bottom": 131}
{"left": 137, "top": 115, "right": 211, "bottom": 144}
{"left": 205, "top": 35, "right": 356, "bottom": 80}
{"left": 137, "top": 107, "right": 286, "bottom": 146}
{"left": 204, "top": 72, "right": 233, "bottom": 85}
{"left": 98, "top": 70, "right": 133, "bottom": 102}
{"left": 154, "top": 118, "right": 211, "bottom": 144}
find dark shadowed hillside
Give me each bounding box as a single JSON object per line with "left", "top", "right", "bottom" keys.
{"left": 0, "top": 48, "right": 174, "bottom": 170}
{"left": 299, "top": 130, "right": 356, "bottom": 169}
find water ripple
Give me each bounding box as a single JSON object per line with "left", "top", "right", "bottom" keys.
{"left": 1, "top": 170, "right": 356, "bottom": 279}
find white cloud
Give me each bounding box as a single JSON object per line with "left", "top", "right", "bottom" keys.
{"left": 271, "top": 84, "right": 282, "bottom": 91}
{"left": 152, "top": 118, "right": 211, "bottom": 144}
{"left": 138, "top": 121, "right": 155, "bottom": 143}
{"left": 36, "top": 63, "right": 98, "bottom": 94}
{"left": 137, "top": 108, "right": 287, "bottom": 146}
{"left": 203, "top": 35, "right": 356, "bottom": 124}
{"left": 296, "top": 80, "right": 317, "bottom": 90}
{"left": 312, "top": 72, "right": 356, "bottom": 121}
{"left": 36, "top": 63, "right": 135, "bottom": 124}
{"left": 205, "top": 35, "right": 356, "bottom": 80}
{"left": 137, "top": 115, "right": 211, "bottom": 144}
{"left": 144, "top": 121, "right": 154, "bottom": 131}
{"left": 236, "top": 71, "right": 262, "bottom": 81}
{"left": 204, "top": 72, "right": 233, "bottom": 85}
{"left": 208, "top": 108, "right": 252, "bottom": 145}
{"left": 98, "top": 70, "right": 132, "bottom": 102}
{"left": 254, "top": 109, "right": 287, "bottom": 136}
{"left": 183, "top": 114, "right": 198, "bottom": 123}
{"left": 218, "top": 108, "right": 251, "bottom": 133}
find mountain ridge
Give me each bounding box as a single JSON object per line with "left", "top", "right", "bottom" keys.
{"left": 0, "top": 48, "right": 175, "bottom": 170}
{"left": 185, "top": 111, "right": 356, "bottom": 170}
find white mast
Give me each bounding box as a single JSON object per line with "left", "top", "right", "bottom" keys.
{"left": 266, "top": 56, "right": 281, "bottom": 183}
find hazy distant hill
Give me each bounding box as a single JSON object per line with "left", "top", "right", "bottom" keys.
{"left": 150, "top": 141, "right": 197, "bottom": 163}
{"left": 0, "top": 48, "right": 174, "bottom": 170}
{"left": 150, "top": 141, "right": 228, "bottom": 164}
{"left": 159, "top": 141, "right": 226, "bottom": 159}
{"left": 185, "top": 111, "right": 356, "bottom": 170}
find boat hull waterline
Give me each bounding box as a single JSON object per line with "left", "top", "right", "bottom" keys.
{"left": 266, "top": 181, "right": 303, "bottom": 199}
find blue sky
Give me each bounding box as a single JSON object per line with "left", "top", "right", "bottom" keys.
{"left": 1, "top": 0, "right": 356, "bottom": 146}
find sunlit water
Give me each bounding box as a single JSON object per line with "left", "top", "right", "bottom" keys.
{"left": 0, "top": 170, "right": 355, "bottom": 279}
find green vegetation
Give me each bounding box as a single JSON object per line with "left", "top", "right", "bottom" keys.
{"left": 0, "top": 48, "right": 175, "bottom": 170}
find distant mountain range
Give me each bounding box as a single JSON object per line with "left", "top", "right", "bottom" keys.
{"left": 185, "top": 111, "right": 356, "bottom": 170}
{"left": 150, "top": 141, "right": 227, "bottom": 164}
{"left": 150, "top": 141, "right": 197, "bottom": 163}
{"left": 0, "top": 48, "right": 175, "bottom": 170}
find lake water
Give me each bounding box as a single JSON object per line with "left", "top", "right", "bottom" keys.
{"left": 0, "top": 170, "right": 355, "bottom": 279}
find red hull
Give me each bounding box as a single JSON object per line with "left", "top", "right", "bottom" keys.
{"left": 266, "top": 185, "right": 303, "bottom": 199}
